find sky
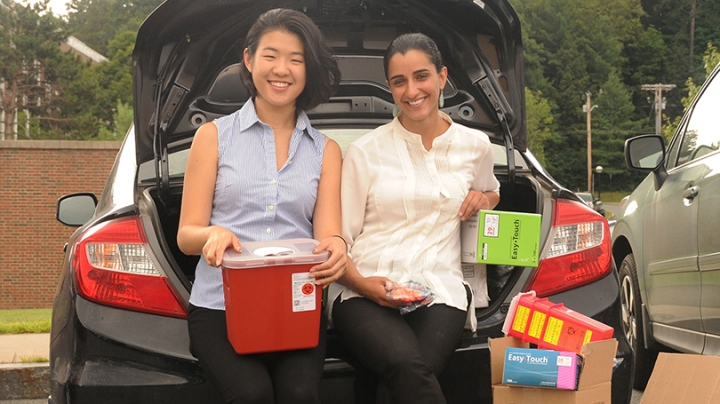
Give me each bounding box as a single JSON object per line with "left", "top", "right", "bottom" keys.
{"left": 26, "top": 0, "right": 70, "bottom": 16}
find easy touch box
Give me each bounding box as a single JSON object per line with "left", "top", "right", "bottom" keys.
{"left": 221, "top": 238, "right": 328, "bottom": 354}
{"left": 502, "top": 347, "right": 581, "bottom": 390}
{"left": 461, "top": 210, "right": 541, "bottom": 267}
{"left": 491, "top": 336, "right": 618, "bottom": 404}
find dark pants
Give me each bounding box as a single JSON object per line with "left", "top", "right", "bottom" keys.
{"left": 332, "top": 297, "right": 467, "bottom": 404}
{"left": 187, "top": 305, "right": 326, "bottom": 404}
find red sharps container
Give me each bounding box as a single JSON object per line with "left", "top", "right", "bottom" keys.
{"left": 504, "top": 291, "right": 614, "bottom": 354}
{"left": 221, "top": 238, "right": 328, "bottom": 354}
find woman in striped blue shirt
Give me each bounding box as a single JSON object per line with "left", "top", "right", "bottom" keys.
{"left": 177, "top": 9, "right": 346, "bottom": 404}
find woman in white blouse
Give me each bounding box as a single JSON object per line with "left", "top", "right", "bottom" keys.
{"left": 330, "top": 33, "right": 501, "bottom": 404}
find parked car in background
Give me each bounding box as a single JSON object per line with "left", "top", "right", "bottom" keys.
{"left": 612, "top": 61, "right": 720, "bottom": 390}
{"left": 49, "top": 1, "right": 632, "bottom": 403}
{"left": 577, "top": 191, "right": 606, "bottom": 216}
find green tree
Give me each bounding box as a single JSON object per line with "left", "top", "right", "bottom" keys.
{"left": 524, "top": 88, "right": 554, "bottom": 166}
{"left": 663, "top": 43, "right": 720, "bottom": 141}
{"left": 516, "top": 0, "right": 662, "bottom": 190}
{"left": 61, "top": 27, "right": 136, "bottom": 139}
{"left": 593, "top": 70, "right": 645, "bottom": 191}
{"left": 66, "top": 0, "right": 163, "bottom": 56}
{"left": 0, "top": 0, "right": 79, "bottom": 139}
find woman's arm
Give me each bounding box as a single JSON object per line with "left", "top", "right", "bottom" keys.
{"left": 459, "top": 136, "right": 502, "bottom": 220}
{"left": 459, "top": 190, "right": 500, "bottom": 221}
{"left": 177, "top": 122, "right": 241, "bottom": 267}
{"left": 310, "top": 138, "right": 347, "bottom": 287}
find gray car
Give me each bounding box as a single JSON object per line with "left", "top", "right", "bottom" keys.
{"left": 611, "top": 62, "right": 720, "bottom": 390}
{"left": 576, "top": 191, "right": 605, "bottom": 216}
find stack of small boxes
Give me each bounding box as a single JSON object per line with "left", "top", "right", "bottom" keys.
{"left": 491, "top": 291, "right": 617, "bottom": 404}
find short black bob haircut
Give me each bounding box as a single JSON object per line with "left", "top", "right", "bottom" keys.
{"left": 240, "top": 8, "right": 341, "bottom": 113}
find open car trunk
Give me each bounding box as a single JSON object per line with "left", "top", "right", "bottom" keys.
{"left": 142, "top": 163, "right": 544, "bottom": 340}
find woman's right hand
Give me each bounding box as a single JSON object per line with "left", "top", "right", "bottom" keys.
{"left": 359, "top": 276, "right": 401, "bottom": 309}
{"left": 202, "top": 226, "right": 242, "bottom": 267}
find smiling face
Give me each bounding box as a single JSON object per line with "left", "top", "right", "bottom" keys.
{"left": 243, "top": 29, "right": 306, "bottom": 116}
{"left": 386, "top": 49, "right": 448, "bottom": 129}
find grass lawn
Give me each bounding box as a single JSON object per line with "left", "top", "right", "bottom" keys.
{"left": 0, "top": 308, "right": 52, "bottom": 334}
{"left": 598, "top": 191, "right": 628, "bottom": 204}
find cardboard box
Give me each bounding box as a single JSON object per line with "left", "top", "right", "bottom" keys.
{"left": 491, "top": 336, "right": 617, "bottom": 404}
{"left": 461, "top": 210, "right": 541, "bottom": 267}
{"left": 640, "top": 352, "right": 720, "bottom": 404}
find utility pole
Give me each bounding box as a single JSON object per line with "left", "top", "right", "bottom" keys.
{"left": 641, "top": 84, "right": 676, "bottom": 135}
{"left": 583, "top": 92, "right": 598, "bottom": 193}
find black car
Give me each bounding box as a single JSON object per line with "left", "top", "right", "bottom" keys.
{"left": 50, "top": 1, "right": 633, "bottom": 403}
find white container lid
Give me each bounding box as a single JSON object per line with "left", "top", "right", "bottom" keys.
{"left": 222, "top": 238, "right": 329, "bottom": 268}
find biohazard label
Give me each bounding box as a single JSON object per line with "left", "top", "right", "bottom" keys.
{"left": 292, "top": 272, "right": 316, "bottom": 312}
{"left": 511, "top": 305, "right": 531, "bottom": 333}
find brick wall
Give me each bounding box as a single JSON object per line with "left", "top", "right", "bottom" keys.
{"left": 0, "top": 140, "right": 122, "bottom": 309}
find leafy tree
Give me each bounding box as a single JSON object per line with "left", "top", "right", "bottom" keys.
{"left": 524, "top": 88, "right": 554, "bottom": 166}
{"left": 593, "top": 70, "right": 646, "bottom": 191}
{"left": 662, "top": 43, "right": 720, "bottom": 141}
{"left": 516, "top": 0, "right": 666, "bottom": 191}
{"left": 97, "top": 99, "right": 132, "bottom": 139}
{"left": 65, "top": 0, "right": 162, "bottom": 56}
{"left": 0, "top": 0, "right": 76, "bottom": 139}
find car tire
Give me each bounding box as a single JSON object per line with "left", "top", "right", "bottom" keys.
{"left": 619, "top": 253, "right": 658, "bottom": 390}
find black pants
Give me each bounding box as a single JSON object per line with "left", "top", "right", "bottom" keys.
{"left": 332, "top": 297, "right": 467, "bottom": 404}
{"left": 187, "top": 304, "right": 327, "bottom": 404}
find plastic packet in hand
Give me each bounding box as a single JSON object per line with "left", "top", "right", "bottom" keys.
{"left": 385, "top": 280, "right": 435, "bottom": 314}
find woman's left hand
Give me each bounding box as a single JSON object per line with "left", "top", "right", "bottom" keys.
{"left": 309, "top": 236, "right": 348, "bottom": 288}
{"left": 459, "top": 190, "right": 492, "bottom": 221}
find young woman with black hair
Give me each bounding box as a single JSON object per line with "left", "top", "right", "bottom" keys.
{"left": 330, "top": 33, "right": 501, "bottom": 404}
{"left": 177, "top": 8, "right": 345, "bottom": 404}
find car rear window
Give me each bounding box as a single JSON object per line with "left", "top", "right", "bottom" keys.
{"left": 138, "top": 128, "right": 523, "bottom": 183}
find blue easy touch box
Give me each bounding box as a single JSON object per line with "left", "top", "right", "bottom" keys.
{"left": 502, "top": 347, "right": 582, "bottom": 390}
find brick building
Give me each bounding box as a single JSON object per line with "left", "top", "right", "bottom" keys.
{"left": 0, "top": 140, "right": 121, "bottom": 309}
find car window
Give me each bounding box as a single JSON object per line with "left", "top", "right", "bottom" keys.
{"left": 142, "top": 128, "right": 523, "bottom": 182}
{"left": 675, "top": 73, "right": 720, "bottom": 167}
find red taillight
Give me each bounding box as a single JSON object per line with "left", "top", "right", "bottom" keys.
{"left": 525, "top": 199, "right": 612, "bottom": 297}
{"left": 72, "top": 216, "right": 187, "bottom": 318}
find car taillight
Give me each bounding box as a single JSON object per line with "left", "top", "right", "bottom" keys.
{"left": 525, "top": 198, "right": 612, "bottom": 297}
{"left": 72, "top": 216, "right": 187, "bottom": 318}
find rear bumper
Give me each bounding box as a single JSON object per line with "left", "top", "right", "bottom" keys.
{"left": 50, "top": 270, "right": 632, "bottom": 404}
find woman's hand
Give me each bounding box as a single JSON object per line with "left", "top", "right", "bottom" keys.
{"left": 459, "top": 190, "right": 492, "bottom": 221}
{"left": 202, "top": 226, "right": 241, "bottom": 267}
{"left": 309, "top": 236, "right": 348, "bottom": 288}
{"left": 358, "top": 277, "right": 401, "bottom": 309}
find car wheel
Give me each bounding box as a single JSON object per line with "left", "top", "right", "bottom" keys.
{"left": 619, "top": 253, "right": 658, "bottom": 390}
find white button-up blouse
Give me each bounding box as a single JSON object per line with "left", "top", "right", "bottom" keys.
{"left": 330, "top": 113, "right": 500, "bottom": 314}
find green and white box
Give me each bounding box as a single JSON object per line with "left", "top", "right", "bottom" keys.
{"left": 461, "top": 210, "right": 541, "bottom": 267}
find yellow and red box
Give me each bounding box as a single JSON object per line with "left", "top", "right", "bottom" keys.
{"left": 221, "top": 238, "right": 328, "bottom": 354}
{"left": 503, "top": 291, "right": 614, "bottom": 354}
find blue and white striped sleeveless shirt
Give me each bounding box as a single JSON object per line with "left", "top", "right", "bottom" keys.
{"left": 189, "top": 100, "right": 326, "bottom": 310}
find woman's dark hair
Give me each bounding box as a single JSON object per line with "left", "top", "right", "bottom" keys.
{"left": 383, "top": 33, "right": 444, "bottom": 78}
{"left": 240, "top": 8, "right": 340, "bottom": 113}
